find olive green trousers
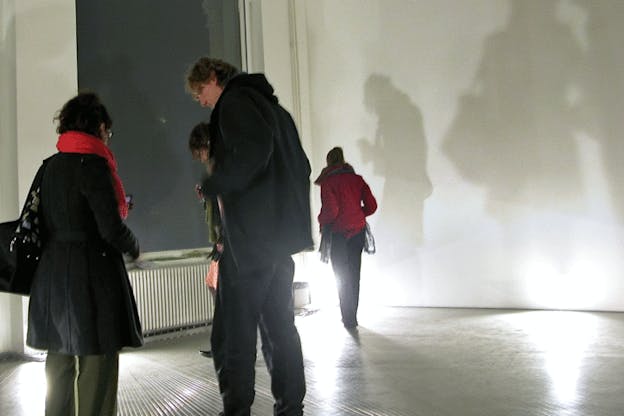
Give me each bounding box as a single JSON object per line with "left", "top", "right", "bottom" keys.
{"left": 45, "top": 352, "right": 119, "bottom": 416}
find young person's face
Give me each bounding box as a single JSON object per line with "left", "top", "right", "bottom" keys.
{"left": 193, "top": 78, "right": 222, "bottom": 109}
{"left": 192, "top": 148, "right": 210, "bottom": 164}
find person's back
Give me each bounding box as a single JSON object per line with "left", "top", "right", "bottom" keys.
{"left": 41, "top": 154, "right": 125, "bottom": 243}
{"left": 210, "top": 72, "right": 312, "bottom": 271}
{"left": 315, "top": 147, "right": 377, "bottom": 328}
{"left": 186, "top": 57, "right": 309, "bottom": 416}
{"left": 317, "top": 166, "right": 376, "bottom": 238}
{"left": 28, "top": 153, "right": 141, "bottom": 354}
{"left": 26, "top": 92, "right": 142, "bottom": 416}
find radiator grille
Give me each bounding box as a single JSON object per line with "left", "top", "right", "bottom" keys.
{"left": 128, "top": 261, "right": 213, "bottom": 337}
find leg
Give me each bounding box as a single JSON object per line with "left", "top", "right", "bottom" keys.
{"left": 75, "top": 353, "right": 119, "bottom": 416}
{"left": 330, "top": 233, "right": 354, "bottom": 326}
{"left": 45, "top": 352, "right": 75, "bottom": 416}
{"left": 259, "top": 256, "right": 306, "bottom": 416}
{"left": 344, "top": 230, "right": 365, "bottom": 327}
{"left": 201, "top": 291, "right": 216, "bottom": 358}
{"left": 211, "top": 255, "right": 272, "bottom": 416}
{"left": 259, "top": 322, "right": 273, "bottom": 375}
{"left": 211, "top": 278, "right": 226, "bottom": 385}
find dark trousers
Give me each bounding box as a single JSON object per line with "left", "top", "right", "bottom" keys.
{"left": 211, "top": 255, "right": 306, "bottom": 416}
{"left": 330, "top": 230, "right": 365, "bottom": 327}
{"left": 45, "top": 352, "right": 119, "bottom": 416}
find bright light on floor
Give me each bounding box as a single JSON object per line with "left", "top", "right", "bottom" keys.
{"left": 15, "top": 362, "right": 46, "bottom": 414}
{"left": 503, "top": 311, "right": 598, "bottom": 405}
{"left": 298, "top": 309, "right": 355, "bottom": 399}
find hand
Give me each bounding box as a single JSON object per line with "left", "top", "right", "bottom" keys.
{"left": 134, "top": 257, "right": 156, "bottom": 270}
{"left": 195, "top": 184, "right": 204, "bottom": 201}
{"left": 123, "top": 251, "right": 140, "bottom": 263}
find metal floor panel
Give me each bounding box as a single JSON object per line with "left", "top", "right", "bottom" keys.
{"left": 2, "top": 306, "right": 624, "bottom": 415}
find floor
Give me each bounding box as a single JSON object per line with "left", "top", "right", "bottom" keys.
{"left": 1, "top": 306, "right": 624, "bottom": 415}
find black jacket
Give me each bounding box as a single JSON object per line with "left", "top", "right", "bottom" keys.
{"left": 201, "top": 73, "right": 313, "bottom": 273}
{"left": 27, "top": 153, "right": 143, "bottom": 355}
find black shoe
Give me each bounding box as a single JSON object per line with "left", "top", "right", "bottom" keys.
{"left": 199, "top": 349, "right": 213, "bottom": 358}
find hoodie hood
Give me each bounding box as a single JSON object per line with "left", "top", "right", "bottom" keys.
{"left": 314, "top": 163, "right": 355, "bottom": 185}
{"left": 226, "top": 73, "right": 279, "bottom": 104}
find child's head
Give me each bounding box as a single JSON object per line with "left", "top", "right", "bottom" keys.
{"left": 189, "top": 122, "right": 211, "bottom": 163}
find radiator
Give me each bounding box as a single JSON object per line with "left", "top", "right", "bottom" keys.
{"left": 128, "top": 261, "right": 213, "bottom": 337}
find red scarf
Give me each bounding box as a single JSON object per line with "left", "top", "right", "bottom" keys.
{"left": 56, "top": 131, "right": 129, "bottom": 219}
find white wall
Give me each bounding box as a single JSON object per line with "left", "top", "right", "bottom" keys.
{"left": 1, "top": 0, "right": 23, "bottom": 354}
{"left": 0, "top": 0, "right": 77, "bottom": 353}
{"left": 276, "top": 0, "right": 624, "bottom": 310}
{"left": 2, "top": 1, "right": 622, "bottom": 354}
{"left": 243, "top": 0, "right": 313, "bottom": 156}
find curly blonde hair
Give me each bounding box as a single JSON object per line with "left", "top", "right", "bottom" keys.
{"left": 185, "top": 58, "right": 239, "bottom": 94}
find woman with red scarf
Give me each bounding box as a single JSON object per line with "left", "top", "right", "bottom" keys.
{"left": 26, "top": 92, "right": 142, "bottom": 415}
{"left": 316, "top": 147, "right": 377, "bottom": 329}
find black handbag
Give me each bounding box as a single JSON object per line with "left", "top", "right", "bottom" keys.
{"left": 363, "top": 222, "right": 376, "bottom": 254}
{"left": 0, "top": 160, "right": 48, "bottom": 295}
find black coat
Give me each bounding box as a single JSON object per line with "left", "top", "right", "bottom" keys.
{"left": 201, "top": 73, "right": 313, "bottom": 274}
{"left": 26, "top": 153, "right": 143, "bottom": 355}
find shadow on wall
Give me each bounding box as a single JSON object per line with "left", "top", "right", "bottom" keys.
{"left": 359, "top": 74, "right": 432, "bottom": 250}
{"left": 442, "top": 0, "right": 586, "bottom": 222}
{"left": 574, "top": 0, "right": 624, "bottom": 223}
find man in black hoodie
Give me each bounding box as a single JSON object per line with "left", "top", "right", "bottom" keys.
{"left": 186, "top": 58, "right": 312, "bottom": 416}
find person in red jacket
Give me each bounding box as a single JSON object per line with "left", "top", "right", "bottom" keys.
{"left": 315, "top": 147, "right": 377, "bottom": 329}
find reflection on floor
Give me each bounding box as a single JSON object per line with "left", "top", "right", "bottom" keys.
{"left": 2, "top": 306, "right": 624, "bottom": 415}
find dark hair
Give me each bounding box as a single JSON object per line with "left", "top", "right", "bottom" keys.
{"left": 185, "top": 57, "right": 239, "bottom": 93}
{"left": 326, "top": 147, "right": 345, "bottom": 167}
{"left": 54, "top": 92, "right": 113, "bottom": 137}
{"left": 189, "top": 122, "right": 211, "bottom": 151}
{"left": 54, "top": 92, "right": 112, "bottom": 137}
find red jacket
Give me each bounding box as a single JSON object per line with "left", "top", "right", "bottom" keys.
{"left": 315, "top": 164, "right": 377, "bottom": 238}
